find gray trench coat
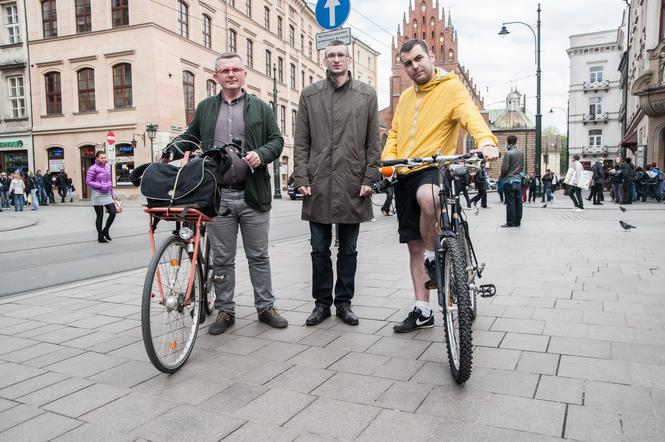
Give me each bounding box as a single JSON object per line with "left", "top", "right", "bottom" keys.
{"left": 293, "top": 72, "right": 381, "bottom": 224}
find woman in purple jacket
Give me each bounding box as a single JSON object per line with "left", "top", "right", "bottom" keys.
{"left": 86, "top": 151, "right": 117, "bottom": 243}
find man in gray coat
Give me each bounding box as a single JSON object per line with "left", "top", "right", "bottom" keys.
{"left": 293, "top": 40, "right": 381, "bottom": 326}
{"left": 499, "top": 135, "right": 525, "bottom": 227}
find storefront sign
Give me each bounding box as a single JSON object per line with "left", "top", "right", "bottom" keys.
{"left": 0, "top": 140, "right": 24, "bottom": 148}
{"left": 49, "top": 159, "right": 64, "bottom": 172}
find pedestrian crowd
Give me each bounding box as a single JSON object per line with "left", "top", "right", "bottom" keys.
{"left": 0, "top": 168, "right": 75, "bottom": 212}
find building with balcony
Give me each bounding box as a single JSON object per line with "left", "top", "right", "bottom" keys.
{"left": 26, "top": 0, "right": 378, "bottom": 197}
{"left": 0, "top": 0, "right": 32, "bottom": 174}
{"left": 620, "top": 1, "right": 665, "bottom": 168}
{"left": 567, "top": 27, "right": 625, "bottom": 167}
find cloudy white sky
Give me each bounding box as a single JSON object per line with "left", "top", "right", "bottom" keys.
{"left": 340, "top": 0, "right": 627, "bottom": 133}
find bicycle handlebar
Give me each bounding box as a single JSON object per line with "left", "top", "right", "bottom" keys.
{"left": 381, "top": 152, "right": 484, "bottom": 168}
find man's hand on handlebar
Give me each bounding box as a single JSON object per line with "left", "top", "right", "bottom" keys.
{"left": 474, "top": 144, "right": 499, "bottom": 161}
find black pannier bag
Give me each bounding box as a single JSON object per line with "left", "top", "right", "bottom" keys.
{"left": 135, "top": 150, "right": 231, "bottom": 217}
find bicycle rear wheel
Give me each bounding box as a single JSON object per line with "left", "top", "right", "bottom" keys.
{"left": 202, "top": 239, "right": 215, "bottom": 316}
{"left": 456, "top": 222, "right": 477, "bottom": 321}
{"left": 436, "top": 237, "right": 473, "bottom": 384}
{"left": 142, "top": 235, "right": 202, "bottom": 373}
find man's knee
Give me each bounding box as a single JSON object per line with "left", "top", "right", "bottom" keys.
{"left": 416, "top": 186, "right": 439, "bottom": 216}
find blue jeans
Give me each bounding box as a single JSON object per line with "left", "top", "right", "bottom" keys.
{"left": 30, "top": 189, "right": 39, "bottom": 210}
{"left": 0, "top": 190, "right": 8, "bottom": 208}
{"left": 504, "top": 181, "right": 523, "bottom": 226}
{"left": 13, "top": 193, "right": 24, "bottom": 211}
{"left": 309, "top": 222, "right": 360, "bottom": 308}
{"left": 543, "top": 187, "right": 553, "bottom": 202}
{"left": 38, "top": 187, "right": 48, "bottom": 205}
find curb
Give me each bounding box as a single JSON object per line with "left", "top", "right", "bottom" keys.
{"left": 0, "top": 218, "right": 39, "bottom": 232}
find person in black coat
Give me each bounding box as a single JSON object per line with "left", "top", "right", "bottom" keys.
{"left": 55, "top": 169, "right": 69, "bottom": 203}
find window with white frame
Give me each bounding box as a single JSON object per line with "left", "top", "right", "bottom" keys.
{"left": 589, "top": 96, "right": 602, "bottom": 116}
{"left": 4, "top": 3, "right": 20, "bottom": 44}
{"left": 7, "top": 75, "right": 25, "bottom": 118}
{"left": 589, "top": 65, "right": 603, "bottom": 83}
{"left": 588, "top": 129, "right": 602, "bottom": 147}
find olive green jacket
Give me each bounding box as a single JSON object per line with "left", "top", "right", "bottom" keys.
{"left": 182, "top": 92, "right": 284, "bottom": 212}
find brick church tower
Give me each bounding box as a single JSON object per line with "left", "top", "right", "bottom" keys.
{"left": 379, "top": 0, "right": 487, "bottom": 153}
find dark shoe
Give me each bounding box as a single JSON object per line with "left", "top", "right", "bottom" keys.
{"left": 98, "top": 235, "right": 108, "bottom": 243}
{"left": 258, "top": 307, "right": 288, "bottom": 328}
{"left": 209, "top": 311, "right": 235, "bottom": 335}
{"left": 424, "top": 258, "right": 438, "bottom": 290}
{"left": 381, "top": 209, "right": 391, "bottom": 216}
{"left": 393, "top": 307, "right": 434, "bottom": 333}
{"left": 306, "top": 305, "right": 331, "bottom": 326}
{"left": 500, "top": 224, "right": 515, "bottom": 228}
{"left": 102, "top": 230, "right": 112, "bottom": 241}
{"left": 336, "top": 304, "right": 359, "bottom": 325}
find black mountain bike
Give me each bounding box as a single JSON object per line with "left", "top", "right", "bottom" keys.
{"left": 381, "top": 152, "right": 496, "bottom": 384}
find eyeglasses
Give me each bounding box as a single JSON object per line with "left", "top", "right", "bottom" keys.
{"left": 216, "top": 67, "right": 245, "bottom": 77}
{"left": 325, "top": 52, "right": 348, "bottom": 60}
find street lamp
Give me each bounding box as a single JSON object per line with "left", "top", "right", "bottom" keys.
{"left": 271, "top": 64, "right": 282, "bottom": 199}
{"left": 145, "top": 123, "right": 158, "bottom": 161}
{"left": 549, "top": 104, "right": 569, "bottom": 175}
{"left": 499, "top": 4, "right": 542, "bottom": 183}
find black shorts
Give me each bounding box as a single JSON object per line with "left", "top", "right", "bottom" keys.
{"left": 394, "top": 167, "right": 440, "bottom": 243}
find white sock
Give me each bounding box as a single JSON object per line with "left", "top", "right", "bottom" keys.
{"left": 415, "top": 301, "right": 432, "bottom": 317}
{"left": 423, "top": 250, "right": 435, "bottom": 262}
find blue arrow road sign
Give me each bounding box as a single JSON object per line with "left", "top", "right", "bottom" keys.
{"left": 315, "top": 0, "right": 351, "bottom": 30}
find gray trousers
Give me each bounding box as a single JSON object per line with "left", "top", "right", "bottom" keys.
{"left": 208, "top": 190, "right": 274, "bottom": 315}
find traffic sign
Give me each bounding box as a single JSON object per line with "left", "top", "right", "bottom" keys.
{"left": 315, "top": 0, "right": 350, "bottom": 30}
{"left": 106, "top": 143, "right": 116, "bottom": 165}
{"left": 106, "top": 131, "right": 116, "bottom": 145}
{"left": 316, "top": 27, "right": 352, "bottom": 50}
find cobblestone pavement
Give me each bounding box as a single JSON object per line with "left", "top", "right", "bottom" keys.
{"left": 1, "top": 197, "right": 664, "bottom": 441}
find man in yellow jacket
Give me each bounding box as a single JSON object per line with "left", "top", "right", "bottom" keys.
{"left": 382, "top": 39, "right": 499, "bottom": 333}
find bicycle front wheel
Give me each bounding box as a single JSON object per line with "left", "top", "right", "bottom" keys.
{"left": 456, "top": 222, "right": 477, "bottom": 321}
{"left": 142, "top": 235, "right": 202, "bottom": 373}
{"left": 436, "top": 237, "right": 473, "bottom": 384}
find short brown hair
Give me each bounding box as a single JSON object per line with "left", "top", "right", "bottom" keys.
{"left": 325, "top": 40, "right": 349, "bottom": 55}
{"left": 399, "top": 39, "right": 429, "bottom": 55}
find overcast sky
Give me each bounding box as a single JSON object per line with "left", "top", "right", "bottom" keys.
{"left": 341, "top": 0, "right": 627, "bottom": 133}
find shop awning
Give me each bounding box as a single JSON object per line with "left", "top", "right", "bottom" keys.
{"left": 620, "top": 130, "right": 637, "bottom": 150}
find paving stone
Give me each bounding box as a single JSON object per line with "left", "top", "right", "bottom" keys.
{"left": 473, "top": 330, "right": 505, "bottom": 347}
{"left": 585, "top": 381, "right": 653, "bottom": 414}
{"left": 133, "top": 404, "right": 245, "bottom": 441}
{"left": 214, "top": 336, "right": 272, "bottom": 356}
{"left": 50, "top": 423, "right": 136, "bottom": 441}
{"left": 473, "top": 346, "right": 521, "bottom": 370}
{"left": 257, "top": 325, "right": 315, "bottom": 343}
{"left": 500, "top": 333, "right": 549, "bottom": 352}
{"left": 625, "top": 313, "right": 662, "bottom": 329}
{"left": 471, "top": 315, "right": 496, "bottom": 331}
{"left": 548, "top": 336, "right": 611, "bottom": 359}
{"left": 612, "top": 342, "right": 665, "bottom": 365}
{"left": 0, "top": 410, "right": 81, "bottom": 441}
{"left": 365, "top": 336, "right": 430, "bottom": 360}
{"left": 324, "top": 332, "right": 381, "bottom": 353}
{"left": 583, "top": 311, "right": 626, "bottom": 326}
{"left": 32, "top": 326, "right": 96, "bottom": 344}
{"left": 542, "top": 320, "right": 589, "bottom": 338}
{"left": 531, "top": 308, "right": 584, "bottom": 323}
{"left": 61, "top": 331, "right": 124, "bottom": 350}
{"left": 198, "top": 382, "right": 268, "bottom": 415}
{"left": 0, "top": 342, "right": 61, "bottom": 364}
{"left": 45, "top": 351, "right": 127, "bottom": 378}
{"left": 564, "top": 404, "right": 623, "bottom": 442}
{"left": 330, "top": 318, "right": 386, "bottom": 335}
{"left": 630, "top": 362, "right": 665, "bottom": 390}
{"left": 250, "top": 340, "right": 308, "bottom": 362}
{"left": 297, "top": 329, "right": 342, "bottom": 347}
{"left": 502, "top": 306, "right": 534, "bottom": 319}
{"left": 235, "top": 388, "right": 314, "bottom": 425}
{"left": 18, "top": 377, "right": 93, "bottom": 407}
{"left": 516, "top": 351, "right": 559, "bottom": 375}
{"left": 329, "top": 352, "right": 390, "bottom": 376}
{"left": 373, "top": 357, "right": 425, "bottom": 381}
{"left": 0, "top": 336, "right": 39, "bottom": 356}
{"left": 312, "top": 372, "right": 393, "bottom": 406}
{"left": 558, "top": 355, "right": 632, "bottom": 384}
{"left": 0, "top": 403, "right": 43, "bottom": 432}
{"left": 374, "top": 381, "right": 433, "bottom": 412}
{"left": 42, "top": 382, "right": 129, "bottom": 418}
{"left": 0, "top": 362, "right": 44, "bottom": 389}
{"left": 80, "top": 392, "right": 174, "bottom": 431}
{"left": 485, "top": 426, "right": 564, "bottom": 441}
{"left": 285, "top": 397, "right": 381, "bottom": 440}
{"left": 468, "top": 367, "right": 539, "bottom": 398}
{"left": 288, "top": 346, "right": 347, "bottom": 369}
{"left": 621, "top": 413, "right": 665, "bottom": 441}
{"left": 555, "top": 299, "right": 604, "bottom": 311}
{"left": 587, "top": 325, "right": 635, "bottom": 343}
{"left": 267, "top": 365, "right": 334, "bottom": 394}
{"left": 235, "top": 360, "right": 294, "bottom": 385}
{"left": 535, "top": 375, "right": 583, "bottom": 404}
{"left": 223, "top": 421, "right": 301, "bottom": 442}
{"left": 356, "top": 409, "right": 440, "bottom": 441}
{"left": 0, "top": 371, "right": 69, "bottom": 400}
{"left": 490, "top": 318, "right": 545, "bottom": 334}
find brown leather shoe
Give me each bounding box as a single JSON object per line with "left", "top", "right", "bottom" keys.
{"left": 258, "top": 307, "right": 288, "bottom": 328}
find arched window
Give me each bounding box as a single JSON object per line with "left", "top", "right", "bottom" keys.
{"left": 202, "top": 14, "right": 211, "bottom": 48}
{"left": 228, "top": 29, "right": 237, "bottom": 52}
{"left": 206, "top": 79, "right": 216, "bottom": 97}
{"left": 41, "top": 0, "right": 57, "bottom": 38}
{"left": 448, "top": 49, "right": 454, "bottom": 60}
{"left": 177, "top": 1, "right": 189, "bottom": 38}
{"left": 112, "top": 63, "right": 132, "bottom": 109}
{"left": 183, "top": 71, "right": 195, "bottom": 125}
{"left": 44, "top": 71, "right": 61, "bottom": 114}
{"left": 77, "top": 68, "right": 95, "bottom": 112}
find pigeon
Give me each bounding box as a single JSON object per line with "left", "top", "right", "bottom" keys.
{"left": 541, "top": 203, "right": 548, "bottom": 208}
{"left": 619, "top": 220, "right": 636, "bottom": 231}
{"left": 620, "top": 206, "right": 626, "bottom": 212}
{"left": 474, "top": 207, "right": 480, "bottom": 215}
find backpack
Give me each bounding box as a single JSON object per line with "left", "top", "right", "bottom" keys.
{"left": 136, "top": 150, "right": 231, "bottom": 217}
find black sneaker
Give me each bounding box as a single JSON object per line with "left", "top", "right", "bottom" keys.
{"left": 209, "top": 311, "right": 235, "bottom": 335}
{"left": 424, "top": 258, "right": 438, "bottom": 290}
{"left": 393, "top": 308, "right": 434, "bottom": 333}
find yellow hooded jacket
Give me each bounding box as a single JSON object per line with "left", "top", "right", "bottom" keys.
{"left": 382, "top": 69, "right": 497, "bottom": 175}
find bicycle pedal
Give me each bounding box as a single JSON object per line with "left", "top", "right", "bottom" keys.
{"left": 479, "top": 284, "right": 496, "bottom": 298}
{"left": 212, "top": 275, "right": 227, "bottom": 282}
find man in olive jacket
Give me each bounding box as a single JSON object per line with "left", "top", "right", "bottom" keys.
{"left": 293, "top": 40, "right": 381, "bottom": 327}
{"left": 166, "top": 52, "right": 287, "bottom": 335}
